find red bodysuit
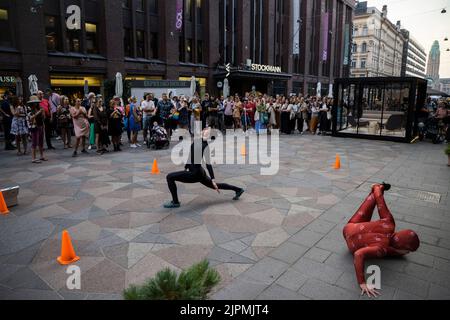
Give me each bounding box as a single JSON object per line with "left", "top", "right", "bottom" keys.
{"left": 343, "top": 186, "right": 420, "bottom": 285}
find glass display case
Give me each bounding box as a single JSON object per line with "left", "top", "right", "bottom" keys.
{"left": 332, "top": 77, "right": 427, "bottom": 142}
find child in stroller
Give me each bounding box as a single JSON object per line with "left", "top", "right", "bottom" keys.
{"left": 148, "top": 122, "right": 170, "bottom": 149}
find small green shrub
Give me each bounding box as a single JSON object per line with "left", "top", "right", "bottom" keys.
{"left": 123, "top": 260, "right": 221, "bottom": 300}
{"left": 445, "top": 144, "right": 450, "bottom": 155}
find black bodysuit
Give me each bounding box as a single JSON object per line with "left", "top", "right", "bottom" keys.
{"left": 166, "top": 139, "right": 241, "bottom": 204}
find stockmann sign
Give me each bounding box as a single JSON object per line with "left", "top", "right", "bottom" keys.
{"left": 251, "top": 64, "right": 282, "bottom": 73}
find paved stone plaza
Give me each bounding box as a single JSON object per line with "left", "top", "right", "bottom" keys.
{"left": 0, "top": 134, "right": 449, "bottom": 300}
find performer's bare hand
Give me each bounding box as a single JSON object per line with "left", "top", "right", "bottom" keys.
{"left": 360, "top": 284, "right": 381, "bottom": 298}
{"left": 212, "top": 180, "right": 220, "bottom": 194}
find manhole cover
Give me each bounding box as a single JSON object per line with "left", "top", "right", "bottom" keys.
{"left": 416, "top": 191, "right": 441, "bottom": 204}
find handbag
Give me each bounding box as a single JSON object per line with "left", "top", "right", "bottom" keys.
{"left": 172, "top": 112, "right": 180, "bottom": 121}
{"left": 261, "top": 112, "right": 269, "bottom": 125}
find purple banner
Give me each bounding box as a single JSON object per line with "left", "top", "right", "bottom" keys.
{"left": 176, "top": 0, "right": 183, "bottom": 31}
{"left": 321, "top": 13, "right": 329, "bottom": 62}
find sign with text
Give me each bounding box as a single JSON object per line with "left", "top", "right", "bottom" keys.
{"left": 66, "top": 5, "right": 81, "bottom": 30}
{"left": 251, "top": 64, "right": 282, "bottom": 73}
{"left": 321, "top": 12, "right": 329, "bottom": 62}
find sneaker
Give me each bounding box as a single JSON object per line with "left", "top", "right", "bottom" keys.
{"left": 88, "top": 145, "right": 92, "bottom": 150}
{"left": 233, "top": 189, "right": 245, "bottom": 201}
{"left": 164, "top": 201, "right": 181, "bottom": 209}
{"left": 130, "top": 144, "right": 137, "bottom": 148}
{"left": 56, "top": 136, "right": 62, "bottom": 141}
{"left": 72, "top": 151, "right": 78, "bottom": 158}
{"left": 81, "top": 149, "right": 89, "bottom": 154}
{"left": 136, "top": 143, "right": 142, "bottom": 147}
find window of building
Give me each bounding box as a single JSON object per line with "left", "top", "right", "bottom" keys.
{"left": 136, "top": 30, "right": 146, "bottom": 58}
{"left": 45, "top": 15, "right": 62, "bottom": 52}
{"left": 196, "top": 0, "right": 203, "bottom": 24}
{"left": 361, "top": 42, "right": 367, "bottom": 53}
{"left": 122, "top": 0, "right": 132, "bottom": 8}
{"left": 66, "top": 29, "right": 81, "bottom": 53}
{"left": 352, "top": 43, "right": 357, "bottom": 53}
{"left": 197, "top": 40, "right": 203, "bottom": 63}
{"left": 179, "top": 36, "right": 185, "bottom": 62}
{"left": 185, "top": 0, "right": 193, "bottom": 21}
{"left": 136, "top": 0, "right": 144, "bottom": 11}
{"left": 149, "top": 32, "right": 158, "bottom": 59}
{"left": 185, "top": 38, "right": 193, "bottom": 62}
{"left": 353, "top": 27, "right": 358, "bottom": 36}
{"left": 148, "top": 0, "right": 158, "bottom": 14}
{"left": 361, "top": 59, "right": 366, "bottom": 69}
{"left": 0, "top": 8, "right": 12, "bottom": 47}
{"left": 85, "top": 23, "right": 98, "bottom": 54}
{"left": 124, "top": 28, "right": 132, "bottom": 57}
{"left": 351, "top": 60, "right": 356, "bottom": 68}
{"left": 362, "top": 26, "right": 368, "bottom": 36}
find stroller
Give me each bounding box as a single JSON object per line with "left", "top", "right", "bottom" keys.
{"left": 147, "top": 122, "right": 170, "bottom": 149}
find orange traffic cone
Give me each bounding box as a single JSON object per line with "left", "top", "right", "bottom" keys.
{"left": 241, "top": 144, "right": 247, "bottom": 156}
{"left": 151, "top": 159, "right": 160, "bottom": 175}
{"left": 0, "top": 191, "right": 9, "bottom": 215}
{"left": 57, "top": 230, "right": 80, "bottom": 265}
{"left": 334, "top": 154, "right": 341, "bottom": 170}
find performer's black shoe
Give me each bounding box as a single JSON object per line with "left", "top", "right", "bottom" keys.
{"left": 382, "top": 182, "right": 391, "bottom": 191}
{"left": 164, "top": 201, "right": 181, "bottom": 209}
{"left": 233, "top": 189, "right": 245, "bottom": 201}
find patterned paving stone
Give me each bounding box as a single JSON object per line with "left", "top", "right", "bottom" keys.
{"left": 1, "top": 134, "right": 449, "bottom": 300}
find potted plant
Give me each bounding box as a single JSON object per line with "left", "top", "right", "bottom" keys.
{"left": 445, "top": 144, "right": 450, "bottom": 167}
{"left": 123, "top": 259, "right": 221, "bottom": 300}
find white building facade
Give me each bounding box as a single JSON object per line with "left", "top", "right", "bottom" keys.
{"left": 401, "top": 31, "right": 427, "bottom": 79}
{"left": 351, "top": 3, "right": 405, "bottom": 78}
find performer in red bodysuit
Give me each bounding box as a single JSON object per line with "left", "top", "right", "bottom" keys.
{"left": 343, "top": 183, "right": 420, "bottom": 297}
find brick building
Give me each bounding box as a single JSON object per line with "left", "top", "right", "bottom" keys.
{"left": 0, "top": 0, "right": 355, "bottom": 99}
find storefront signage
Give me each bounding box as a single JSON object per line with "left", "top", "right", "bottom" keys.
{"left": 130, "top": 80, "right": 190, "bottom": 88}
{"left": 251, "top": 64, "right": 282, "bottom": 73}
{"left": 0, "top": 76, "right": 16, "bottom": 85}
{"left": 175, "top": 0, "right": 183, "bottom": 31}
{"left": 66, "top": 5, "right": 81, "bottom": 30}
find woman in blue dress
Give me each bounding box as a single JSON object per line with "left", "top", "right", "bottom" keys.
{"left": 129, "top": 97, "right": 142, "bottom": 148}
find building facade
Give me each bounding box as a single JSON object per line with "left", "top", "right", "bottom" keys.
{"left": 439, "top": 78, "right": 450, "bottom": 95}
{"left": 0, "top": 0, "right": 355, "bottom": 99}
{"left": 426, "top": 40, "right": 441, "bottom": 89}
{"left": 400, "top": 30, "right": 427, "bottom": 79}
{"left": 350, "top": 2, "right": 405, "bottom": 78}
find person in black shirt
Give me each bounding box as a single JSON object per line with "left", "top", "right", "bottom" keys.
{"left": 201, "top": 93, "right": 213, "bottom": 130}
{"left": 164, "top": 127, "right": 244, "bottom": 208}
{"left": 1, "top": 91, "right": 15, "bottom": 150}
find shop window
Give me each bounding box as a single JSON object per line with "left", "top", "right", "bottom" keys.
{"left": 45, "top": 15, "right": 62, "bottom": 52}
{"left": 149, "top": 32, "right": 158, "bottom": 59}
{"left": 197, "top": 40, "right": 203, "bottom": 63}
{"left": 0, "top": 8, "right": 12, "bottom": 47}
{"left": 136, "top": 30, "right": 146, "bottom": 58}
{"left": 124, "top": 28, "right": 132, "bottom": 57}
{"left": 85, "top": 23, "right": 98, "bottom": 54}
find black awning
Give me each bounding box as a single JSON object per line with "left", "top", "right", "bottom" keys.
{"left": 214, "top": 69, "right": 292, "bottom": 80}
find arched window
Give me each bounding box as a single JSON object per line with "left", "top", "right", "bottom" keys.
{"left": 352, "top": 43, "right": 358, "bottom": 53}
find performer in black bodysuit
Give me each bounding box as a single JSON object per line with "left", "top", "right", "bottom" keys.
{"left": 164, "top": 127, "right": 245, "bottom": 208}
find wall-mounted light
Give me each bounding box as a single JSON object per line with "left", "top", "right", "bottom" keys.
{"left": 441, "top": 8, "right": 447, "bottom": 13}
